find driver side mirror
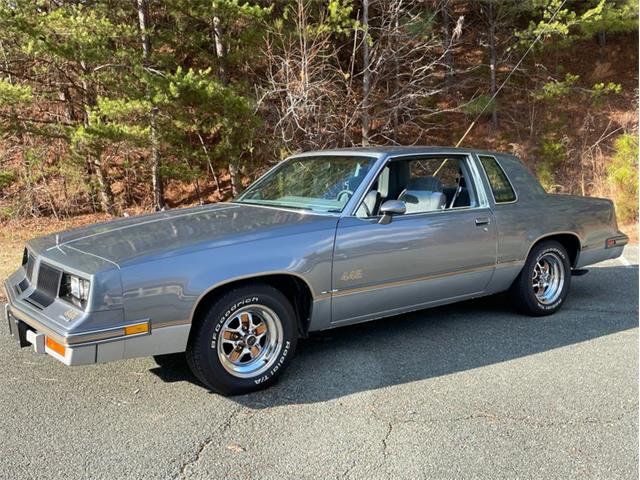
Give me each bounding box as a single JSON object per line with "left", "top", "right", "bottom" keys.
{"left": 378, "top": 200, "right": 406, "bottom": 224}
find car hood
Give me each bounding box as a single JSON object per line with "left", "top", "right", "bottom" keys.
{"left": 28, "top": 203, "right": 336, "bottom": 267}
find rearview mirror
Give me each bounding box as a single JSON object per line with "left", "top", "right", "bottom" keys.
{"left": 378, "top": 200, "right": 406, "bottom": 224}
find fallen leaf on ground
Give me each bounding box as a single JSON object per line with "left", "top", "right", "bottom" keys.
{"left": 227, "top": 442, "right": 245, "bottom": 453}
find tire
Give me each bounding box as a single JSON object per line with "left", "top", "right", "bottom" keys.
{"left": 186, "top": 284, "right": 298, "bottom": 396}
{"left": 509, "top": 240, "right": 571, "bottom": 316}
{"left": 153, "top": 352, "right": 186, "bottom": 368}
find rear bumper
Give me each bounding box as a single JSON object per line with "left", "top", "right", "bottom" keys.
{"left": 605, "top": 234, "right": 629, "bottom": 249}
{"left": 575, "top": 233, "right": 629, "bottom": 269}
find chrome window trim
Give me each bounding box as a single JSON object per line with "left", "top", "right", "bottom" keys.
{"left": 475, "top": 153, "right": 519, "bottom": 205}
{"left": 348, "top": 152, "right": 490, "bottom": 217}
{"left": 355, "top": 205, "right": 493, "bottom": 223}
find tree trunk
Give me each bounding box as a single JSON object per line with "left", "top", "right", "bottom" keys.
{"left": 212, "top": 15, "right": 227, "bottom": 83}
{"left": 93, "top": 154, "right": 115, "bottom": 215}
{"left": 137, "top": 0, "right": 164, "bottom": 210}
{"left": 392, "top": 7, "right": 400, "bottom": 142}
{"left": 211, "top": 12, "right": 239, "bottom": 196}
{"left": 598, "top": 28, "right": 606, "bottom": 48}
{"left": 488, "top": 2, "right": 498, "bottom": 130}
{"left": 441, "top": 0, "right": 453, "bottom": 87}
{"left": 137, "top": 0, "right": 151, "bottom": 59}
{"left": 150, "top": 106, "right": 164, "bottom": 210}
{"left": 361, "top": 0, "right": 371, "bottom": 146}
{"left": 81, "top": 61, "right": 114, "bottom": 214}
{"left": 212, "top": 15, "right": 240, "bottom": 197}
{"left": 228, "top": 162, "right": 239, "bottom": 197}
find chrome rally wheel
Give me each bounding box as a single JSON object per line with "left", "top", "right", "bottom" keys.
{"left": 186, "top": 284, "right": 297, "bottom": 396}
{"left": 509, "top": 240, "right": 571, "bottom": 316}
{"left": 217, "top": 305, "right": 284, "bottom": 379}
{"left": 532, "top": 252, "right": 565, "bottom": 305}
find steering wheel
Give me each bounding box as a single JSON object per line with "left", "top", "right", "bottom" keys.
{"left": 336, "top": 189, "right": 353, "bottom": 204}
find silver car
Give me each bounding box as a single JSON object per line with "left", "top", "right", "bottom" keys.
{"left": 4, "top": 147, "right": 628, "bottom": 395}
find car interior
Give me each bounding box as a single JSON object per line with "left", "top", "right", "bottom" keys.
{"left": 355, "top": 156, "right": 477, "bottom": 217}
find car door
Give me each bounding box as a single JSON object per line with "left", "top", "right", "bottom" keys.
{"left": 330, "top": 155, "right": 497, "bottom": 325}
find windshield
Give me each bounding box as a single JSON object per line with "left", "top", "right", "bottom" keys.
{"left": 236, "top": 155, "right": 377, "bottom": 213}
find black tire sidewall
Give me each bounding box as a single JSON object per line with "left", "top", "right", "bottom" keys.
{"left": 188, "top": 285, "right": 297, "bottom": 395}
{"left": 520, "top": 242, "right": 571, "bottom": 315}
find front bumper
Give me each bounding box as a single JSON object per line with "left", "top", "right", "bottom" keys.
{"left": 4, "top": 276, "right": 189, "bottom": 366}
{"left": 4, "top": 302, "right": 96, "bottom": 365}
{"left": 4, "top": 274, "right": 155, "bottom": 366}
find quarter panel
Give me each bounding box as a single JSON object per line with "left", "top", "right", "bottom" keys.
{"left": 481, "top": 154, "right": 621, "bottom": 293}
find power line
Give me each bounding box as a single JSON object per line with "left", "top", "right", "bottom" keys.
{"left": 455, "top": 0, "right": 568, "bottom": 147}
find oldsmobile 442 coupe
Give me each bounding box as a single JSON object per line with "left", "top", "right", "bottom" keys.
{"left": 4, "top": 147, "right": 628, "bottom": 395}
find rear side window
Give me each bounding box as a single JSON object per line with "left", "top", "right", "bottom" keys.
{"left": 479, "top": 155, "right": 516, "bottom": 203}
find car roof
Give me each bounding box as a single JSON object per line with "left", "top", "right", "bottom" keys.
{"left": 289, "top": 146, "right": 512, "bottom": 159}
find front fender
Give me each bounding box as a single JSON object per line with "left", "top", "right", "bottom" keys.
{"left": 119, "top": 228, "right": 335, "bottom": 331}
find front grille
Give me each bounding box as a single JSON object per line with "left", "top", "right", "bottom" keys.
{"left": 25, "top": 263, "right": 62, "bottom": 309}
{"left": 37, "top": 263, "right": 62, "bottom": 297}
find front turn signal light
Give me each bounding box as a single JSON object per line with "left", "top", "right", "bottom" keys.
{"left": 46, "top": 337, "right": 66, "bottom": 356}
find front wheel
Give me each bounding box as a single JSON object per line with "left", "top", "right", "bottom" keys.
{"left": 509, "top": 240, "right": 571, "bottom": 316}
{"left": 186, "top": 284, "right": 298, "bottom": 396}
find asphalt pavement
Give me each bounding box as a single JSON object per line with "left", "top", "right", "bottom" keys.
{"left": 0, "top": 247, "right": 637, "bottom": 479}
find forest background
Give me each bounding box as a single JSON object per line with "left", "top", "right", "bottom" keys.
{"left": 0, "top": 0, "right": 637, "bottom": 235}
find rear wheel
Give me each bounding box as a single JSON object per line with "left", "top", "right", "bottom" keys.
{"left": 186, "top": 284, "right": 298, "bottom": 395}
{"left": 510, "top": 240, "right": 571, "bottom": 316}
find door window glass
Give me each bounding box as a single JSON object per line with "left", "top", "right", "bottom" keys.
{"left": 356, "top": 157, "right": 478, "bottom": 217}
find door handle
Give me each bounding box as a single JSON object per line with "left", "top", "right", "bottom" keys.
{"left": 475, "top": 217, "right": 490, "bottom": 226}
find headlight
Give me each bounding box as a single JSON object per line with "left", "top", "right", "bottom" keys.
{"left": 60, "top": 273, "right": 91, "bottom": 309}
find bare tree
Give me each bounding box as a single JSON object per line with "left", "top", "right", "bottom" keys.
{"left": 258, "top": 0, "right": 463, "bottom": 149}
{"left": 441, "top": 0, "right": 454, "bottom": 86}
{"left": 361, "top": 0, "right": 371, "bottom": 145}
{"left": 360, "top": 0, "right": 463, "bottom": 144}
{"left": 256, "top": 0, "right": 353, "bottom": 152}
{"left": 476, "top": 0, "right": 528, "bottom": 131}
{"left": 487, "top": 1, "right": 498, "bottom": 129}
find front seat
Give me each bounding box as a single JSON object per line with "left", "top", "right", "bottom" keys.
{"left": 398, "top": 177, "right": 447, "bottom": 213}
